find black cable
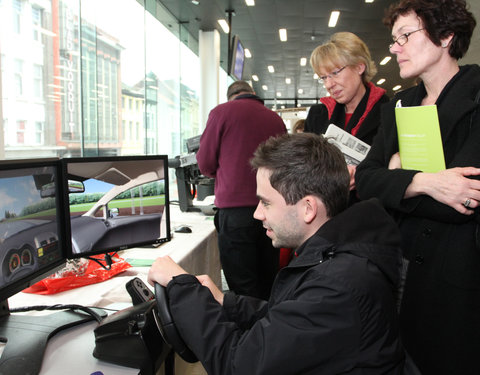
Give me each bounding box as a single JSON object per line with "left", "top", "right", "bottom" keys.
{"left": 10, "top": 303, "right": 104, "bottom": 323}
{"left": 86, "top": 252, "right": 116, "bottom": 270}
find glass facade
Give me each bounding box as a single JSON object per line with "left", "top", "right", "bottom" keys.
{"left": 0, "top": 0, "right": 209, "bottom": 162}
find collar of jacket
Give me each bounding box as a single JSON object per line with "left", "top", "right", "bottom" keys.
{"left": 319, "top": 82, "right": 386, "bottom": 121}
{"left": 392, "top": 64, "right": 480, "bottom": 141}
{"left": 233, "top": 93, "right": 264, "bottom": 104}
{"left": 287, "top": 198, "right": 402, "bottom": 287}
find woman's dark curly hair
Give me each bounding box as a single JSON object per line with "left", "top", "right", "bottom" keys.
{"left": 383, "top": 0, "right": 476, "bottom": 59}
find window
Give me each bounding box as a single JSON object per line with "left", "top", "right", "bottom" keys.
{"left": 13, "top": 0, "right": 22, "bottom": 34}
{"left": 32, "top": 7, "right": 42, "bottom": 41}
{"left": 33, "top": 64, "right": 43, "bottom": 98}
{"left": 0, "top": 0, "right": 202, "bottom": 181}
{"left": 14, "top": 59, "right": 23, "bottom": 96}
{"left": 35, "top": 122, "right": 44, "bottom": 144}
{"left": 16, "top": 120, "right": 25, "bottom": 144}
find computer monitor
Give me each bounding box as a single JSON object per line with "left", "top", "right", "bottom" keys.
{"left": 229, "top": 35, "right": 245, "bottom": 81}
{"left": 0, "top": 158, "right": 104, "bottom": 374}
{"left": 62, "top": 155, "right": 171, "bottom": 259}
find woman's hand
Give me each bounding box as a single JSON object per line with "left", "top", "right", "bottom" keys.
{"left": 196, "top": 275, "right": 225, "bottom": 305}
{"left": 388, "top": 152, "right": 402, "bottom": 169}
{"left": 147, "top": 255, "right": 188, "bottom": 287}
{"left": 405, "top": 167, "right": 480, "bottom": 214}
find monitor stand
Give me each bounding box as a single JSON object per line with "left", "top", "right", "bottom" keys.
{"left": 0, "top": 300, "right": 107, "bottom": 375}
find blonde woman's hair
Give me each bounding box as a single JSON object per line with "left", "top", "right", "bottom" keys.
{"left": 310, "top": 32, "right": 377, "bottom": 84}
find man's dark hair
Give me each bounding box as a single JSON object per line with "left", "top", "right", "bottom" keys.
{"left": 383, "top": 0, "right": 476, "bottom": 60}
{"left": 227, "top": 80, "right": 254, "bottom": 100}
{"left": 250, "top": 133, "right": 350, "bottom": 217}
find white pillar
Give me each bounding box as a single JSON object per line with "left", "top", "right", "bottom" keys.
{"left": 199, "top": 29, "right": 220, "bottom": 130}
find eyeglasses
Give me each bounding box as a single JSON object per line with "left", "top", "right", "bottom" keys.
{"left": 319, "top": 66, "right": 347, "bottom": 82}
{"left": 389, "top": 28, "right": 424, "bottom": 49}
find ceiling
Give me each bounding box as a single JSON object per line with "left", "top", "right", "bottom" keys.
{"left": 157, "top": 0, "right": 480, "bottom": 104}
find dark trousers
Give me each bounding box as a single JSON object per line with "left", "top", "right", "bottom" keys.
{"left": 215, "top": 207, "right": 279, "bottom": 300}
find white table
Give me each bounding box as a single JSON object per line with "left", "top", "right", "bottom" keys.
{"left": 6, "top": 206, "right": 219, "bottom": 375}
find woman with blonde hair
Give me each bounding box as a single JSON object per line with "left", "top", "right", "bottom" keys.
{"left": 305, "top": 31, "right": 389, "bottom": 193}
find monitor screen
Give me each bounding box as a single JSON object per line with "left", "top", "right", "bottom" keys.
{"left": 62, "top": 155, "right": 171, "bottom": 258}
{"left": 0, "top": 159, "right": 66, "bottom": 302}
{"left": 230, "top": 35, "right": 245, "bottom": 81}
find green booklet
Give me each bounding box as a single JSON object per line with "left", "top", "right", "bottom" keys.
{"left": 395, "top": 104, "right": 446, "bottom": 173}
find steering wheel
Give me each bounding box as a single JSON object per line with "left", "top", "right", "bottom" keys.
{"left": 154, "top": 283, "right": 198, "bottom": 363}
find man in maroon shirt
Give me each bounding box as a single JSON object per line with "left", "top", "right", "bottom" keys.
{"left": 196, "top": 80, "right": 286, "bottom": 299}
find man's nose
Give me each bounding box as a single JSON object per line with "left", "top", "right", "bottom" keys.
{"left": 253, "top": 203, "right": 264, "bottom": 221}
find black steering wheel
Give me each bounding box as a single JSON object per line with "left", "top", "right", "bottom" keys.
{"left": 154, "top": 283, "right": 198, "bottom": 363}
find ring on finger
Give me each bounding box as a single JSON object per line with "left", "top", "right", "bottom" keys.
{"left": 463, "top": 198, "right": 472, "bottom": 208}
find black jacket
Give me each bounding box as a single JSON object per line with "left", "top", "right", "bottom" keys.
{"left": 355, "top": 64, "right": 480, "bottom": 375}
{"left": 166, "top": 199, "right": 404, "bottom": 375}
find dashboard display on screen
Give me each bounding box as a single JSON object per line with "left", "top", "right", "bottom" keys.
{"left": 62, "top": 156, "right": 171, "bottom": 258}
{"left": 0, "top": 160, "right": 65, "bottom": 301}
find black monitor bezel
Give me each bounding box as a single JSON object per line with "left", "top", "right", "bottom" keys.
{"left": 0, "top": 158, "right": 67, "bottom": 303}
{"left": 61, "top": 155, "right": 171, "bottom": 259}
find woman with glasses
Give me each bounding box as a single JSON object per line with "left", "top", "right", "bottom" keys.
{"left": 305, "top": 32, "right": 389, "bottom": 193}
{"left": 355, "top": 0, "right": 478, "bottom": 374}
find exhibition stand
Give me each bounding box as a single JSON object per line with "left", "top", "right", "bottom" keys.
{"left": 7, "top": 205, "right": 219, "bottom": 375}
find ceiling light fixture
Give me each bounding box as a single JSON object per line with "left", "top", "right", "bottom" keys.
{"left": 313, "top": 73, "right": 319, "bottom": 80}
{"left": 262, "top": 85, "right": 268, "bottom": 90}
{"left": 217, "top": 19, "right": 230, "bottom": 33}
{"left": 365, "top": 0, "right": 374, "bottom": 3}
{"left": 252, "top": 75, "right": 259, "bottom": 81}
{"left": 285, "top": 78, "right": 291, "bottom": 84}
{"left": 328, "top": 11, "right": 340, "bottom": 27}
{"left": 276, "top": 92, "right": 282, "bottom": 97}
{"left": 380, "top": 56, "right": 391, "bottom": 65}
{"left": 300, "top": 57, "right": 307, "bottom": 66}
{"left": 245, "top": 48, "right": 252, "bottom": 58}
{"left": 298, "top": 88, "right": 304, "bottom": 94}
{"left": 279, "top": 28, "right": 287, "bottom": 42}
{"left": 191, "top": 0, "right": 200, "bottom": 4}
{"left": 245, "top": 0, "right": 255, "bottom": 6}
{"left": 393, "top": 85, "right": 402, "bottom": 91}
{"left": 377, "top": 78, "right": 386, "bottom": 85}
{"left": 268, "top": 65, "right": 275, "bottom": 73}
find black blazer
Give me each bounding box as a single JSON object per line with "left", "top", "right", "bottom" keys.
{"left": 355, "top": 64, "right": 480, "bottom": 375}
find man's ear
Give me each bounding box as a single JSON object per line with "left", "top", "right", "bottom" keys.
{"left": 302, "top": 195, "right": 319, "bottom": 224}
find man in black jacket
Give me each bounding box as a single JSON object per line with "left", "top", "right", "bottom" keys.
{"left": 148, "top": 133, "right": 404, "bottom": 375}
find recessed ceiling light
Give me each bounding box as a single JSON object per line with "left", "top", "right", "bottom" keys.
{"left": 262, "top": 85, "right": 268, "bottom": 90}
{"left": 245, "top": 48, "right": 252, "bottom": 58}
{"left": 298, "top": 88, "right": 304, "bottom": 94}
{"left": 365, "top": 0, "right": 374, "bottom": 3}
{"left": 252, "top": 75, "right": 259, "bottom": 81}
{"left": 285, "top": 78, "right": 291, "bottom": 84}
{"left": 377, "top": 78, "right": 386, "bottom": 85}
{"left": 268, "top": 65, "right": 275, "bottom": 73}
{"left": 393, "top": 85, "right": 402, "bottom": 91}
{"left": 276, "top": 92, "right": 282, "bottom": 97}
{"left": 380, "top": 56, "right": 391, "bottom": 65}
{"left": 313, "top": 73, "right": 319, "bottom": 80}
{"left": 191, "top": 0, "right": 200, "bottom": 4}
{"left": 245, "top": 0, "right": 255, "bottom": 5}
{"left": 279, "top": 28, "right": 287, "bottom": 42}
{"left": 300, "top": 57, "right": 307, "bottom": 66}
{"left": 217, "top": 19, "right": 230, "bottom": 33}
{"left": 328, "top": 11, "right": 340, "bottom": 27}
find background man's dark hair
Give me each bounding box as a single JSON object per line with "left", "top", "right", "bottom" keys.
{"left": 227, "top": 80, "right": 255, "bottom": 100}
{"left": 250, "top": 133, "right": 350, "bottom": 217}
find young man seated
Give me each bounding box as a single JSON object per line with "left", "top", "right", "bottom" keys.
{"left": 148, "top": 133, "right": 405, "bottom": 374}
